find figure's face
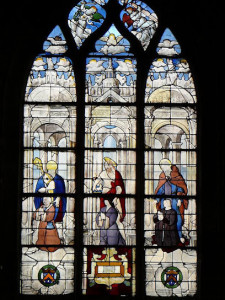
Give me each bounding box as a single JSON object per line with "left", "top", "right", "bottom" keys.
{"left": 126, "top": 7, "right": 133, "bottom": 15}
{"left": 104, "top": 199, "right": 110, "bottom": 206}
{"left": 104, "top": 162, "right": 112, "bottom": 172}
{"left": 87, "top": 6, "right": 97, "bottom": 15}
{"left": 164, "top": 199, "right": 172, "bottom": 209}
{"left": 47, "top": 169, "right": 56, "bottom": 178}
{"left": 160, "top": 162, "right": 171, "bottom": 174}
{"left": 43, "top": 197, "right": 51, "bottom": 207}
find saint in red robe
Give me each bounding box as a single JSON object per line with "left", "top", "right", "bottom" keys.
{"left": 100, "top": 170, "right": 126, "bottom": 222}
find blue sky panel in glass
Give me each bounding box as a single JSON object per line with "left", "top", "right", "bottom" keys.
{"left": 93, "top": 24, "right": 133, "bottom": 56}
{"left": 43, "top": 25, "right": 68, "bottom": 54}
{"left": 156, "top": 28, "right": 181, "bottom": 56}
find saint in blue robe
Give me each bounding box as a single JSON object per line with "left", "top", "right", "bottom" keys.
{"left": 34, "top": 173, "right": 66, "bottom": 222}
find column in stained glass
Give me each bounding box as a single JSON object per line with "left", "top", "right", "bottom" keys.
{"left": 144, "top": 28, "right": 197, "bottom": 296}
{"left": 20, "top": 26, "right": 76, "bottom": 295}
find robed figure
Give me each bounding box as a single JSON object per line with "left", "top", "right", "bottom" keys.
{"left": 96, "top": 198, "right": 126, "bottom": 246}
{"left": 155, "top": 159, "right": 188, "bottom": 242}
{"left": 33, "top": 197, "right": 61, "bottom": 252}
{"left": 33, "top": 158, "right": 66, "bottom": 223}
{"left": 93, "top": 157, "right": 126, "bottom": 241}
{"left": 153, "top": 199, "right": 180, "bottom": 247}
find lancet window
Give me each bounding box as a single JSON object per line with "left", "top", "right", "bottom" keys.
{"left": 20, "top": 0, "right": 197, "bottom": 297}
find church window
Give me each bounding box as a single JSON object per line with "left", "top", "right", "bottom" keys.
{"left": 20, "top": 0, "right": 197, "bottom": 297}
{"left": 144, "top": 28, "right": 197, "bottom": 296}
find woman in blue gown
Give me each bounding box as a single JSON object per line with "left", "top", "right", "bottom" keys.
{"left": 96, "top": 198, "right": 126, "bottom": 246}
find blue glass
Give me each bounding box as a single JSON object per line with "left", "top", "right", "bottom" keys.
{"left": 157, "top": 28, "right": 181, "bottom": 56}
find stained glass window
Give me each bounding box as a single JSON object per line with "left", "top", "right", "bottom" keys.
{"left": 19, "top": 0, "right": 198, "bottom": 297}
{"left": 144, "top": 28, "right": 197, "bottom": 297}
{"left": 21, "top": 25, "right": 76, "bottom": 294}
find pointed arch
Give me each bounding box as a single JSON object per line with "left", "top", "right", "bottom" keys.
{"left": 144, "top": 21, "right": 197, "bottom": 297}
{"left": 19, "top": 1, "right": 198, "bottom": 297}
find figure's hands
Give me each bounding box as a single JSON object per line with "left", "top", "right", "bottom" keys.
{"left": 157, "top": 211, "right": 164, "bottom": 221}
{"left": 112, "top": 197, "right": 118, "bottom": 205}
{"left": 177, "top": 199, "right": 182, "bottom": 207}
{"left": 100, "top": 212, "right": 106, "bottom": 220}
{"left": 180, "top": 237, "right": 185, "bottom": 244}
{"left": 38, "top": 207, "right": 44, "bottom": 215}
{"left": 93, "top": 178, "right": 103, "bottom": 193}
{"left": 47, "top": 180, "right": 55, "bottom": 192}
{"left": 55, "top": 197, "right": 60, "bottom": 208}
{"left": 116, "top": 186, "right": 122, "bottom": 194}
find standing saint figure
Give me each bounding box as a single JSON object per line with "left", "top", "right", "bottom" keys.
{"left": 154, "top": 158, "right": 188, "bottom": 243}
{"left": 153, "top": 198, "right": 180, "bottom": 247}
{"left": 34, "top": 158, "right": 66, "bottom": 223}
{"left": 93, "top": 157, "right": 126, "bottom": 241}
{"left": 96, "top": 198, "right": 125, "bottom": 245}
{"left": 33, "top": 196, "right": 61, "bottom": 252}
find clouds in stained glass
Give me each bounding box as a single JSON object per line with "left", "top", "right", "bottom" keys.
{"left": 21, "top": 16, "right": 78, "bottom": 294}
{"left": 156, "top": 28, "right": 181, "bottom": 56}
{"left": 68, "top": 0, "right": 106, "bottom": 48}
{"left": 143, "top": 19, "right": 197, "bottom": 294}
{"left": 93, "top": 24, "right": 132, "bottom": 56}
{"left": 120, "top": 0, "right": 158, "bottom": 50}
{"left": 145, "top": 58, "right": 196, "bottom": 103}
{"left": 43, "top": 25, "right": 68, "bottom": 54}
{"left": 86, "top": 57, "right": 137, "bottom": 103}
{"left": 25, "top": 56, "right": 76, "bottom": 102}
{"left": 20, "top": 0, "right": 199, "bottom": 296}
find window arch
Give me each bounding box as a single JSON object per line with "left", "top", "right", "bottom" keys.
{"left": 19, "top": 0, "right": 198, "bottom": 297}
{"left": 1, "top": 0, "right": 213, "bottom": 298}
